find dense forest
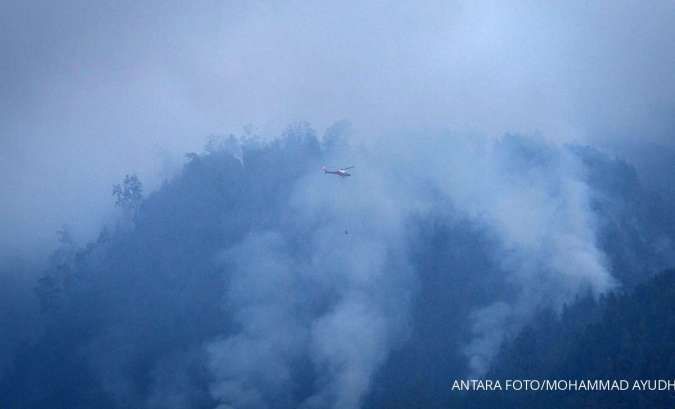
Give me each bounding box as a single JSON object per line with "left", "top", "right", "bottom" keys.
{"left": 1, "top": 125, "right": 674, "bottom": 409}
{"left": 458, "top": 268, "right": 675, "bottom": 409}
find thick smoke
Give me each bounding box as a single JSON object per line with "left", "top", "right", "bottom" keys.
{"left": 202, "top": 130, "right": 616, "bottom": 408}
{"left": 1, "top": 124, "right": 672, "bottom": 408}
{"left": 449, "top": 137, "right": 616, "bottom": 374}
{"left": 207, "top": 146, "right": 417, "bottom": 408}
{"left": 370, "top": 133, "right": 615, "bottom": 375}
{"left": 2, "top": 1, "right": 675, "bottom": 408}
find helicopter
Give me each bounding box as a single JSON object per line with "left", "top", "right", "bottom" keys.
{"left": 321, "top": 166, "right": 354, "bottom": 177}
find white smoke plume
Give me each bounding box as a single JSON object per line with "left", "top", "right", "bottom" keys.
{"left": 2, "top": 0, "right": 672, "bottom": 406}
{"left": 395, "top": 133, "right": 615, "bottom": 375}
{"left": 207, "top": 158, "right": 417, "bottom": 408}
{"left": 205, "top": 130, "right": 615, "bottom": 406}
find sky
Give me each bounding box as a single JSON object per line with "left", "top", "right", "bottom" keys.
{"left": 1, "top": 0, "right": 675, "bottom": 259}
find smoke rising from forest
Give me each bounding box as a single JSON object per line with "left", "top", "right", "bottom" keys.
{"left": 1, "top": 2, "right": 675, "bottom": 408}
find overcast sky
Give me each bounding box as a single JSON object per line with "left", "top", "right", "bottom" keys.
{"left": 2, "top": 0, "right": 674, "bottom": 258}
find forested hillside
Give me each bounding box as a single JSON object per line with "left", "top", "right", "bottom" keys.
{"left": 1, "top": 126, "right": 673, "bottom": 409}
{"left": 459, "top": 268, "right": 675, "bottom": 409}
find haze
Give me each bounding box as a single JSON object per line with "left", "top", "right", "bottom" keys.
{"left": 2, "top": 0, "right": 674, "bottom": 258}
